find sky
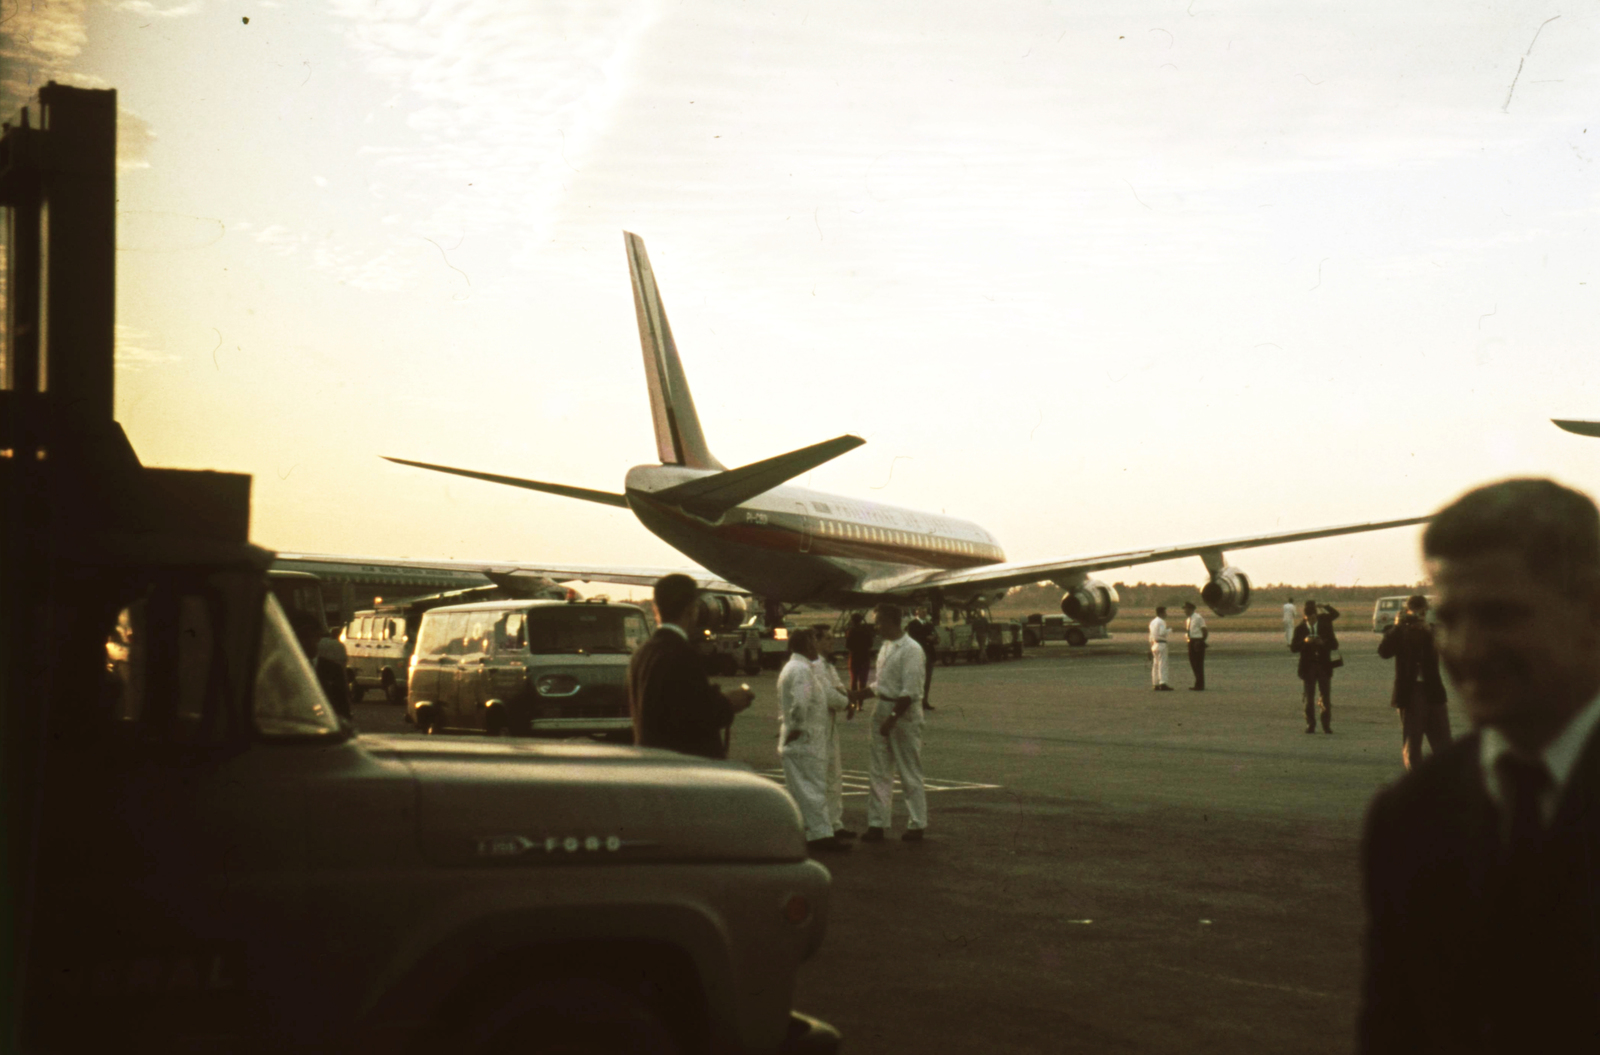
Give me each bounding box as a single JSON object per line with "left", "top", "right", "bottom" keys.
{"left": 5, "top": 0, "right": 1599, "bottom": 593}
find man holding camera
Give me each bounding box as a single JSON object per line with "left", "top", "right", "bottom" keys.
{"left": 1378, "top": 594, "right": 1452, "bottom": 770}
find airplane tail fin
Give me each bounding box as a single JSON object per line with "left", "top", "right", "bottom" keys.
{"left": 625, "top": 232, "right": 724, "bottom": 470}
{"left": 650, "top": 434, "right": 865, "bottom": 520}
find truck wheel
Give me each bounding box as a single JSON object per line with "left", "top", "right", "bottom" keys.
{"left": 471, "top": 978, "right": 681, "bottom": 1055}
{"left": 1066, "top": 628, "right": 1088, "bottom": 647}
{"left": 349, "top": 683, "right": 366, "bottom": 704}
{"left": 386, "top": 680, "right": 405, "bottom": 706}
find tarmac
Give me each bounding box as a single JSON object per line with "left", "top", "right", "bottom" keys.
{"left": 357, "top": 629, "right": 1422, "bottom": 1054}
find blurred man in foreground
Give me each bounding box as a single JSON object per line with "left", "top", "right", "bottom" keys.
{"left": 628, "top": 574, "right": 754, "bottom": 758}
{"left": 1359, "top": 478, "right": 1600, "bottom": 1052}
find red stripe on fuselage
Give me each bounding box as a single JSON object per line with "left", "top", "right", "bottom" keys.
{"left": 633, "top": 495, "right": 998, "bottom": 569}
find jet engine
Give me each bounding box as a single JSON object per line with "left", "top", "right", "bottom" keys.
{"left": 1200, "top": 567, "right": 1253, "bottom": 617}
{"left": 693, "top": 592, "right": 750, "bottom": 634}
{"left": 1060, "top": 580, "right": 1120, "bottom": 627}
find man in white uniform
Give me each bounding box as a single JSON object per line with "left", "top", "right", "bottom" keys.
{"left": 853, "top": 604, "right": 929, "bottom": 842}
{"left": 1282, "top": 596, "right": 1297, "bottom": 645}
{"left": 1184, "top": 600, "right": 1208, "bottom": 691}
{"left": 777, "top": 629, "right": 850, "bottom": 853}
{"left": 1149, "top": 605, "right": 1173, "bottom": 691}
{"left": 811, "top": 626, "right": 855, "bottom": 839}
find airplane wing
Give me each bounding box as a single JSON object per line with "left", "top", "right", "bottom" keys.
{"left": 856, "top": 514, "right": 1431, "bottom": 596}
{"left": 272, "top": 552, "right": 746, "bottom": 594}
{"left": 1553, "top": 419, "right": 1600, "bottom": 437}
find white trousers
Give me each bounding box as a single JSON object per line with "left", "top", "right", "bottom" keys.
{"left": 1283, "top": 625, "right": 1294, "bottom": 645}
{"left": 781, "top": 750, "right": 833, "bottom": 841}
{"left": 826, "top": 711, "right": 844, "bottom": 830}
{"left": 1150, "top": 643, "right": 1169, "bottom": 687}
{"left": 867, "top": 720, "right": 927, "bottom": 831}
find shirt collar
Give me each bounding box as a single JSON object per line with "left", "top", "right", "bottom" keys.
{"left": 659, "top": 622, "right": 688, "bottom": 641}
{"left": 1480, "top": 690, "right": 1600, "bottom": 821}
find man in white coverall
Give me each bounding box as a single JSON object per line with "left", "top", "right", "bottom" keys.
{"left": 778, "top": 629, "right": 851, "bottom": 854}
{"left": 811, "top": 626, "right": 856, "bottom": 840}
{"left": 1282, "top": 596, "right": 1297, "bottom": 645}
{"left": 1149, "top": 605, "right": 1174, "bottom": 691}
{"left": 853, "top": 604, "right": 929, "bottom": 843}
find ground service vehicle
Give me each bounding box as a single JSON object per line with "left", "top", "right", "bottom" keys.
{"left": 8, "top": 84, "right": 838, "bottom": 1055}
{"left": 739, "top": 615, "right": 795, "bottom": 670}
{"left": 1022, "top": 613, "right": 1108, "bottom": 647}
{"left": 343, "top": 604, "right": 417, "bottom": 703}
{"left": 36, "top": 572, "right": 839, "bottom": 1053}
{"left": 406, "top": 598, "right": 650, "bottom": 738}
{"left": 1372, "top": 594, "right": 1437, "bottom": 632}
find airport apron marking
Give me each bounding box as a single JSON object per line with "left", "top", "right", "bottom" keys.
{"left": 759, "top": 769, "right": 1001, "bottom": 797}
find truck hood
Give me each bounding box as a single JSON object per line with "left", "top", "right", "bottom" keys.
{"left": 358, "top": 735, "right": 807, "bottom": 866}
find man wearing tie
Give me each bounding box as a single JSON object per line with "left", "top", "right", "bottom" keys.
{"left": 1359, "top": 478, "right": 1600, "bottom": 1052}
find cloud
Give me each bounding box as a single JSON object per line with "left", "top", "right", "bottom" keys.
{"left": 115, "top": 325, "right": 180, "bottom": 369}
{"left": 114, "top": 1, "right": 205, "bottom": 18}
{"left": 0, "top": 0, "right": 88, "bottom": 118}
{"left": 291, "top": 0, "right": 661, "bottom": 286}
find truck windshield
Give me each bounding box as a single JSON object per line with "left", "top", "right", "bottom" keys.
{"left": 255, "top": 593, "right": 342, "bottom": 737}
{"left": 523, "top": 607, "right": 650, "bottom": 655}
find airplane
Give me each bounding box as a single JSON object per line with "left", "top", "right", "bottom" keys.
{"left": 280, "top": 232, "right": 1428, "bottom": 632}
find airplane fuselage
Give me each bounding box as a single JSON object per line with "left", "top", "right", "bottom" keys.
{"left": 624, "top": 465, "right": 1007, "bottom": 606}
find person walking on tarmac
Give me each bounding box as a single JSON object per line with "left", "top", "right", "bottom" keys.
{"left": 1377, "top": 594, "right": 1452, "bottom": 769}
{"left": 1183, "top": 601, "right": 1208, "bottom": 691}
{"left": 852, "top": 604, "right": 929, "bottom": 842}
{"left": 778, "top": 629, "right": 849, "bottom": 854}
{"left": 811, "top": 625, "right": 856, "bottom": 840}
{"left": 1291, "top": 600, "right": 1341, "bottom": 733}
{"left": 844, "top": 612, "right": 875, "bottom": 703}
{"left": 1282, "top": 596, "right": 1297, "bottom": 646}
{"left": 1149, "top": 606, "right": 1174, "bottom": 691}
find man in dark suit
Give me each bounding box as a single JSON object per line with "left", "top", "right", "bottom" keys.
{"left": 1359, "top": 478, "right": 1600, "bottom": 1053}
{"left": 1377, "top": 593, "right": 1452, "bottom": 770}
{"left": 628, "top": 574, "right": 754, "bottom": 758}
{"left": 1290, "top": 600, "right": 1340, "bottom": 732}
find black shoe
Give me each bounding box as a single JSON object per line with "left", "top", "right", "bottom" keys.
{"left": 1189, "top": 686, "right": 1205, "bottom": 691}
{"left": 861, "top": 827, "right": 886, "bottom": 843}
{"left": 1323, "top": 726, "right": 1333, "bottom": 734}
{"left": 1155, "top": 685, "right": 1174, "bottom": 692}
{"left": 833, "top": 828, "right": 859, "bottom": 841}
{"left": 807, "top": 836, "right": 853, "bottom": 854}
{"left": 923, "top": 703, "right": 935, "bottom": 711}
{"left": 901, "top": 829, "right": 925, "bottom": 843}
{"left": 1305, "top": 726, "right": 1316, "bottom": 734}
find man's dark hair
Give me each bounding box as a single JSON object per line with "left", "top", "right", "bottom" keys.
{"left": 1304, "top": 601, "right": 1318, "bottom": 616}
{"left": 1154, "top": 606, "right": 1166, "bottom": 616}
{"left": 875, "top": 603, "right": 902, "bottom": 626}
{"left": 788, "top": 627, "right": 815, "bottom": 654}
{"left": 652, "top": 574, "right": 699, "bottom": 622}
{"left": 1406, "top": 594, "right": 1429, "bottom": 613}
{"left": 1423, "top": 478, "right": 1600, "bottom": 595}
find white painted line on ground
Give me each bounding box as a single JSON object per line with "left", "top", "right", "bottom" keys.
{"left": 759, "top": 769, "right": 1002, "bottom": 797}
{"left": 1153, "top": 964, "right": 1334, "bottom": 999}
